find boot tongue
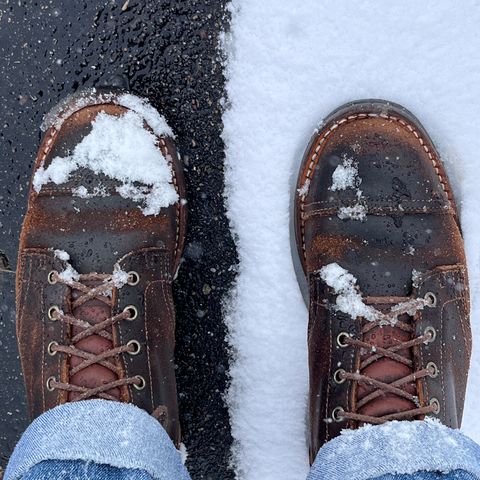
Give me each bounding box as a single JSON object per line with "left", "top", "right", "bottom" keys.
{"left": 356, "top": 305, "right": 417, "bottom": 418}
{"left": 68, "top": 280, "right": 121, "bottom": 401}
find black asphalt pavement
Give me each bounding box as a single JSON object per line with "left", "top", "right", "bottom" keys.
{"left": 0, "top": 0, "right": 236, "bottom": 477}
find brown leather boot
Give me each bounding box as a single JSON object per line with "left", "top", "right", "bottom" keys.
{"left": 292, "top": 100, "right": 471, "bottom": 463}
{"left": 16, "top": 89, "right": 187, "bottom": 446}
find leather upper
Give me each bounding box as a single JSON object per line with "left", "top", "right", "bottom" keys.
{"left": 292, "top": 101, "right": 471, "bottom": 463}
{"left": 16, "top": 91, "right": 186, "bottom": 446}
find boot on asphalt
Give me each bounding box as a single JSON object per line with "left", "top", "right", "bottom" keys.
{"left": 15, "top": 88, "right": 187, "bottom": 446}
{"left": 292, "top": 100, "right": 472, "bottom": 463}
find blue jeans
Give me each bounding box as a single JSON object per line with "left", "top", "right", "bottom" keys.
{"left": 5, "top": 400, "right": 480, "bottom": 480}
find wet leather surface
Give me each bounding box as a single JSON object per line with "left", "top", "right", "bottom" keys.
{"left": 293, "top": 101, "right": 471, "bottom": 462}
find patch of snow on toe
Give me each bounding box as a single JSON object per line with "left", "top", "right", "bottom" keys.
{"left": 337, "top": 203, "right": 367, "bottom": 221}
{"left": 328, "top": 154, "right": 367, "bottom": 221}
{"left": 41, "top": 89, "right": 174, "bottom": 138}
{"left": 33, "top": 110, "right": 178, "bottom": 215}
{"left": 116, "top": 182, "right": 176, "bottom": 216}
{"left": 117, "top": 93, "right": 174, "bottom": 138}
{"left": 72, "top": 186, "right": 89, "bottom": 198}
{"left": 72, "top": 185, "right": 108, "bottom": 198}
{"left": 330, "top": 155, "right": 360, "bottom": 191}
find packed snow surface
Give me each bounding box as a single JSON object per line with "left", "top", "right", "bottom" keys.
{"left": 222, "top": 1, "right": 480, "bottom": 479}
{"left": 35, "top": 106, "right": 178, "bottom": 215}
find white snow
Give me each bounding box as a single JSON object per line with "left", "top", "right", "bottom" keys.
{"left": 57, "top": 264, "right": 80, "bottom": 284}
{"left": 41, "top": 90, "right": 174, "bottom": 139}
{"left": 72, "top": 185, "right": 108, "bottom": 198}
{"left": 35, "top": 108, "right": 178, "bottom": 216}
{"left": 178, "top": 442, "right": 188, "bottom": 465}
{"left": 390, "top": 298, "right": 427, "bottom": 317}
{"left": 111, "top": 264, "right": 130, "bottom": 289}
{"left": 52, "top": 249, "right": 80, "bottom": 283}
{"left": 330, "top": 155, "right": 360, "bottom": 191}
{"left": 337, "top": 203, "right": 367, "bottom": 221}
{"left": 50, "top": 254, "right": 131, "bottom": 291}
{"left": 222, "top": 1, "right": 480, "bottom": 478}
{"left": 53, "top": 249, "right": 70, "bottom": 261}
{"left": 320, "top": 263, "right": 426, "bottom": 324}
{"left": 319, "top": 263, "right": 379, "bottom": 322}
{"left": 116, "top": 183, "right": 175, "bottom": 217}
{"left": 72, "top": 186, "right": 89, "bottom": 198}
{"left": 330, "top": 155, "right": 367, "bottom": 220}
{"left": 117, "top": 93, "right": 174, "bottom": 138}
{"left": 297, "top": 178, "right": 310, "bottom": 200}
{"left": 412, "top": 269, "right": 423, "bottom": 288}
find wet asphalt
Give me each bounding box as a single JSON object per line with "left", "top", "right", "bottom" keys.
{"left": 0, "top": 0, "right": 236, "bottom": 477}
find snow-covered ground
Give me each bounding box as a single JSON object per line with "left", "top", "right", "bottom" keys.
{"left": 222, "top": 2, "right": 480, "bottom": 479}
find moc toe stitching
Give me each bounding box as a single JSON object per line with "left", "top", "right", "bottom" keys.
{"left": 297, "top": 109, "right": 454, "bottom": 267}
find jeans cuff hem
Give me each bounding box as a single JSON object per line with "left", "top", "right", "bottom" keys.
{"left": 308, "top": 420, "right": 480, "bottom": 480}
{"left": 5, "top": 400, "right": 189, "bottom": 480}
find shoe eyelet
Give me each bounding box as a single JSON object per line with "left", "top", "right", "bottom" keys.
{"left": 429, "top": 397, "right": 441, "bottom": 415}
{"left": 426, "top": 362, "right": 439, "bottom": 378}
{"left": 424, "top": 326, "right": 436, "bottom": 343}
{"left": 123, "top": 305, "right": 138, "bottom": 321}
{"left": 133, "top": 375, "right": 146, "bottom": 391}
{"left": 47, "top": 270, "right": 58, "bottom": 285}
{"left": 48, "top": 306, "right": 61, "bottom": 321}
{"left": 127, "top": 271, "right": 140, "bottom": 286}
{"left": 331, "top": 406, "right": 345, "bottom": 422}
{"left": 424, "top": 292, "right": 437, "bottom": 307}
{"left": 333, "top": 368, "right": 346, "bottom": 384}
{"left": 46, "top": 376, "right": 57, "bottom": 392}
{"left": 47, "top": 341, "right": 59, "bottom": 356}
{"left": 127, "top": 340, "right": 142, "bottom": 356}
{"left": 336, "top": 332, "right": 350, "bottom": 348}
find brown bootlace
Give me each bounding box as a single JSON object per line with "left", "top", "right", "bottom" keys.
{"left": 335, "top": 296, "right": 439, "bottom": 424}
{"left": 48, "top": 271, "right": 143, "bottom": 400}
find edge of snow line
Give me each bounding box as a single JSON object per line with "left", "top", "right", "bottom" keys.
{"left": 218, "top": 6, "right": 242, "bottom": 473}
{"left": 220, "top": 2, "right": 310, "bottom": 479}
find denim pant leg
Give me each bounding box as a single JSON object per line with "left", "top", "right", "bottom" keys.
{"left": 4, "top": 400, "right": 191, "bottom": 480}
{"left": 22, "top": 459, "right": 155, "bottom": 480}
{"left": 307, "top": 420, "right": 480, "bottom": 480}
{"left": 374, "top": 472, "right": 478, "bottom": 480}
